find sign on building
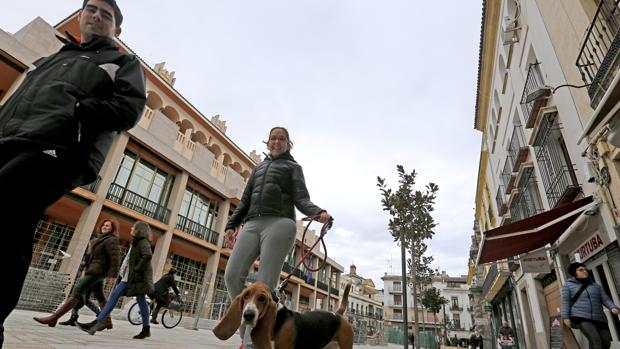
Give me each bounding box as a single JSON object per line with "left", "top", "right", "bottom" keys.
{"left": 571, "top": 231, "right": 609, "bottom": 262}
{"left": 520, "top": 249, "right": 551, "bottom": 273}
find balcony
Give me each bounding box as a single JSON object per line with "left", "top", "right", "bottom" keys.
{"left": 176, "top": 215, "right": 218, "bottom": 245}
{"left": 317, "top": 280, "right": 329, "bottom": 292}
{"left": 450, "top": 305, "right": 463, "bottom": 311}
{"left": 501, "top": 159, "right": 516, "bottom": 195}
{"left": 106, "top": 183, "right": 171, "bottom": 223}
{"left": 496, "top": 186, "right": 508, "bottom": 216}
{"left": 481, "top": 264, "right": 498, "bottom": 298}
{"left": 80, "top": 176, "right": 101, "bottom": 193}
{"left": 577, "top": 0, "right": 620, "bottom": 109}
{"left": 508, "top": 126, "right": 529, "bottom": 173}
{"left": 521, "top": 63, "right": 550, "bottom": 128}
{"left": 330, "top": 287, "right": 339, "bottom": 296}
{"left": 532, "top": 112, "right": 580, "bottom": 208}
{"left": 509, "top": 167, "right": 544, "bottom": 222}
{"left": 282, "top": 263, "right": 293, "bottom": 274}
{"left": 390, "top": 286, "right": 403, "bottom": 293}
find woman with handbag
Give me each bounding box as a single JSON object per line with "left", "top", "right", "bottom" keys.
{"left": 562, "top": 262, "right": 620, "bottom": 349}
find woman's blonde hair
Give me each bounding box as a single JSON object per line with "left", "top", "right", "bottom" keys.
{"left": 132, "top": 221, "right": 151, "bottom": 240}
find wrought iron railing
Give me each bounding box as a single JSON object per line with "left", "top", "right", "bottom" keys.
{"left": 317, "top": 280, "right": 329, "bottom": 292}
{"left": 330, "top": 287, "right": 339, "bottom": 296}
{"left": 450, "top": 305, "right": 463, "bottom": 311}
{"left": 80, "top": 176, "right": 102, "bottom": 193}
{"left": 501, "top": 158, "right": 515, "bottom": 194}
{"left": 282, "top": 263, "right": 293, "bottom": 273}
{"left": 520, "top": 63, "right": 547, "bottom": 127}
{"left": 106, "top": 183, "right": 171, "bottom": 222}
{"left": 532, "top": 112, "right": 580, "bottom": 208}
{"left": 482, "top": 264, "right": 498, "bottom": 297}
{"left": 577, "top": 0, "right": 620, "bottom": 107}
{"left": 176, "top": 215, "right": 219, "bottom": 245}
{"left": 496, "top": 185, "right": 507, "bottom": 216}
{"left": 508, "top": 126, "right": 528, "bottom": 172}
{"left": 509, "top": 167, "right": 544, "bottom": 221}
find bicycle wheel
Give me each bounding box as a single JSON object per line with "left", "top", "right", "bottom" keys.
{"left": 127, "top": 302, "right": 144, "bottom": 325}
{"left": 161, "top": 308, "right": 182, "bottom": 329}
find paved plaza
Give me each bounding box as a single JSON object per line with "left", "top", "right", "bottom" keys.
{"left": 4, "top": 309, "right": 403, "bottom": 349}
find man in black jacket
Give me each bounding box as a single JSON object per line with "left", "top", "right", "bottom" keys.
{"left": 149, "top": 268, "right": 180, "bottom": 324}
{"left": 0, "top": 1, "right": 145, "bottom": 345}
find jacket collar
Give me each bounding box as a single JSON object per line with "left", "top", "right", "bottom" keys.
{"left": 56, "top": 31, "right": 117, "bottom": 52}
{"left": 265, "top": 151, "right": 296, "bottom": 162}
{"left": 92, "top": 232, "right": 114, "bottom": 247}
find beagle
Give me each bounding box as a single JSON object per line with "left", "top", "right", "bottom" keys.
{"left": 213, "top": 282, "right": 353, "bottom": 349}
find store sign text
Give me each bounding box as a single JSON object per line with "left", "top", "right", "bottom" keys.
{"left": 575, "top": 234, "right": 605, "bottom": 260}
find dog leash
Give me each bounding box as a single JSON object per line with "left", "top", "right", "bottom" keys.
{"left": 275, "top": 215, "right": 334, "bottom": 296}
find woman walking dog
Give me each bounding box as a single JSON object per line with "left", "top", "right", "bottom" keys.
{"left": 223, "top": 126, "right": 331, "bottom": 347}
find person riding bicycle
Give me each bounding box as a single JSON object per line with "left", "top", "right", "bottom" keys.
{"left": 149, "top": 268, "right": 180, "bottom": 324}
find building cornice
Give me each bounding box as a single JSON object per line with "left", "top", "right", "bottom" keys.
{"left": 474, "top": 0, "right": 502, "bottom": 131}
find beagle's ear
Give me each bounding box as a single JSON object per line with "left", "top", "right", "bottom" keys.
{"left": 252, "top": 298, "right": 277, "bottom": 348}
{"left": 213, "top": 292, "right": 244, "bottom": 340}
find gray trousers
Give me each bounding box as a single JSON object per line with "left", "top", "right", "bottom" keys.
{"left": 224, "top": 216, "right": 297, "bottom": 301}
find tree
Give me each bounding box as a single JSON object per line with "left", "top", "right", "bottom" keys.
{"left": 378, "top": 165, "right": 439, "bottom": 349}
{"left": 421, "top": 287, "right": 448, "bottom": 345}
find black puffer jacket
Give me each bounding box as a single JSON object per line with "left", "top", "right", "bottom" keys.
{"left": 0, "top": 33, "right": 146, "bottom": 186}
{"left": 226, "top": 152, "right": 324, "bottom": 230}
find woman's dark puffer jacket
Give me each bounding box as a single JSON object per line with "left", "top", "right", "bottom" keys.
{"left": 226, "top": 152, "right": 324, "bottom": 230}
{"left": 84, "top": 232, "right": 120, "bottom": 277}
{"left": 125, "top": 236, "right": 154, "bottom": 297}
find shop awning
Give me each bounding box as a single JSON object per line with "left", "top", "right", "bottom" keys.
{"left": 477, "top": 196, "right": 595, "bottom": 265}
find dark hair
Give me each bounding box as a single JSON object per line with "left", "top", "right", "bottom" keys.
{"left": 82, "top": 0, "right": 123, "bottom": 27}
{"left": 265, "top": 126, "right": 294, "bottom": 150}
{"left": 132, "top": 221, "right": 151, "bottom": 240}
{"left": 568, "top": 262, "right": 587, "bottom": 277}
{"left": 168, "top": 268, "right": 177, "bottom": 275}
{"left": 98, "top": 218, "right": 120, "bottom": 237}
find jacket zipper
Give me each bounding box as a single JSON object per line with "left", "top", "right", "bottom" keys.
{"left": 257, "top": 161, "right": 272, "bottom": 216}
{"left": 77, "top": 119, "right": 82, "bottom": 142}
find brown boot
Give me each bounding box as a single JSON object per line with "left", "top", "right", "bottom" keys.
{"left": 33, "top": 297, "right": 80, "bottom": 327}
{"left": 98, "top": 301, "right": 113, "bottom": 330}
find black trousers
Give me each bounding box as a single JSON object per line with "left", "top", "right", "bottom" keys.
{"left": 0, "top": 146, "right": 80, "bottom": 347}
{"left": 577, "top": 320, "right": 612, "bottom": 349}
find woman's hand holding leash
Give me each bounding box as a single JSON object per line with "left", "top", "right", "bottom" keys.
{"left": 317, "top": 211, "right": 332, "bottom": 224}
{"left": 224, "top": 228, "right": 238, "bottom": 248}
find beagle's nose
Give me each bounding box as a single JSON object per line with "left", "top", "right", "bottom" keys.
{"left": 243, "top": 310, "right": 255, "bottom": 321}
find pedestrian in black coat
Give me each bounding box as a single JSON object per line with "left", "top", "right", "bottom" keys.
{"left": 0, "top": 1, "right": 145, "bottom": 346}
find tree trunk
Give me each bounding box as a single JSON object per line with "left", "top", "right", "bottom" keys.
{"left": 433, "top": 312, "right": 438, "bottom": 348}
{"left": 401, "top": 235, "right": 409, "bottom": 349}
{"left": 411, "top": 248, "right": 420, "bottom": 349}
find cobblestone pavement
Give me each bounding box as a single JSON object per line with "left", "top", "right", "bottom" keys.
{"left": 4, "top": 309, "right": 402, "bottom": 348}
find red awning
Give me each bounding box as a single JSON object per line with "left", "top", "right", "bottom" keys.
{"left": 477, "top": 196, "right": 595, "bottom": 265}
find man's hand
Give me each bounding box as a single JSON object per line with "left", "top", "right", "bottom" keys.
{"left": 612, "top": 308, "right": 620, "bottom": 316}
{"left": 563, "top": 319, "right": 572, "bottom": 328}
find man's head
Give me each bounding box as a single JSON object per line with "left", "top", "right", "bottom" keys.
{"left": 502, "top": 320, "right": 509, "bottom": 327}
{"left": 78, "top": 0, "right": 123, "bottom": 42}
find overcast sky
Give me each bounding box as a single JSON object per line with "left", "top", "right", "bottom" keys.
{"left": 3, "top": 1, "right": 483, "bottom": 289}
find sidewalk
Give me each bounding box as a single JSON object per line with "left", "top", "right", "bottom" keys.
{"left": 4, "top": 309, "right": 402, "bottom": 348}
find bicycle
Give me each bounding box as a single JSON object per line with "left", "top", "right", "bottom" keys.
{"left": 128, "top": 292, "right": 184, "bottom": 329}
